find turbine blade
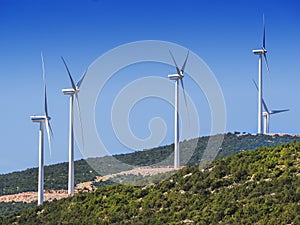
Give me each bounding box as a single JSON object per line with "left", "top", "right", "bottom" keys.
{"left": 45, "top": 119, "right": 53, "bottom": 157}
{"left": 41, "top": 52, "right": 46, "bottom": 83}
{"left": 261, "top": 98, "right": 270, "bottom": 114}
{"left": 263, "top": 53, "right": 270, "bottom": 73}
{"left": 270, "top": 109, "right": 289, "bottom": 114}
{"left": 75, "top": 93, "right": 85, "bottom": 150}
{"left": 252, "top": 79, "right": 270, "bottom": 113}
{"left": 180, "top": 78, "right": 188, "bottom": 110}
{"left": 41, "top": 53, "right": 49, "bottom": 118}
{"left": 252, "top": 79, "right": 259, "bottom": 91}
{"left": 61, "top": 57, "right": 77, "bottom": 91}
{"left": 44, "top": 84, "right": 49, "bottom": 118}
{"left": 262, "top": 14, "right": 266, "bottom": 49}
{"left": 77, "top": 69, "right": 87, "bottom": 88}
{"left": 179, "top": 78, "right": 190, "bottom": 126}
{"left": 169, "top": 50, "right": 181, "bottom": 75}
{"left": 181, "top": 51, "right": 189, "bottom": 73}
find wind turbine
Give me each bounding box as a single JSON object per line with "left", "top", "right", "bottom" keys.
{"left": 30, "top": 53, "right": 53, "bottom": 205}
{"left": 61, "top": 57, "right": 86, "bottom": 195}
{"left": 168, "top": 50, "right": 189, "bottom": 169}
{"left": 253, "top": 80, "right": 289, "bottom": 134}
{"left": 252, "top": 15, "right": 270, "bottom": 134}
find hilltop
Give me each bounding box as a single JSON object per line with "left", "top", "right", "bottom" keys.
{"left": 1, "top": 140, "right": 300, "bottom": 224}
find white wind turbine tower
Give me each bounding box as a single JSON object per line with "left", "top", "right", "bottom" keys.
{"left": 168, "top": 50, "right": 189, "bottom": 169}
{"left": 30, "top": 53, "right": 53, "bottom": 205}
{"left": 61, "top": 57, "right": 86, "bottom": 195}
{"left": 252, "top": 15, "right": 270, "bottom": 134}
{"left": 253, "top": 80, "right": 289, "bottom": 134}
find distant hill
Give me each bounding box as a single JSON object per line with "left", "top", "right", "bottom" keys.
{"left": 1, "top": 139, "right": 300, "bottom": 224}
{"left": 1, "top": 133, "right": 299, "bottom": 196}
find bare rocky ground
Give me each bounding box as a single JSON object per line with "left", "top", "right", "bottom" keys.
{"left": 0, "top": 190, "right": 71, "bottom": 203}
{"left": 0, "top": 166, "right": 178, "bottom": 203}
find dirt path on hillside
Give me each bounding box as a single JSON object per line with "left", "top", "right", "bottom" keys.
{"left": 0, "top": 166, "right": 179, "bottom": 203}
{"left": 0, "top": 190, "right": 70, "bottom": 203}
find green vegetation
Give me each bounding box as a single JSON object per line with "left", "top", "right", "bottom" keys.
{"left": 0, "top": 202, "right": 36, "bottom": 217}
{"left": 1, "top": 140, "right": 300, "bottom": 224}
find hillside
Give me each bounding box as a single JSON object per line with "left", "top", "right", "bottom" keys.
{"left": 0, "top": 133, "right": 299, "bottom": 218}
{"left": 1, "top": 141, "right": 300, "bottom": 224}
{"left": 1, "top": 133, "right": 299, "bottom": 197}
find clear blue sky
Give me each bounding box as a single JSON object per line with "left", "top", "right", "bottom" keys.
{"left": 0, "top": 0, "right": 299, "bottom": 173}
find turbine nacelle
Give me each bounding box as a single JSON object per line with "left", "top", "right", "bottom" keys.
{"left": 252, "top": 49, "right": 267, "bottom": 55}
{"left": 62, "top": 88, "right": 79, "bottom": 95}
{"left": 262, "top": 111, "right": 269, "bottom": 116}
{"left": 168, "top": 73, "right": 182, "bottom": 80}
{"left": 30, "top": 115, "right": 49, "bottom": 123}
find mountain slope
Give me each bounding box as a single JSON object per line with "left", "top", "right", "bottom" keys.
{"left": 1, "top": 133, "right": 299, "bottom": 197}
{"left": 2, "top": 141, "right": 300, "bottom": 224}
